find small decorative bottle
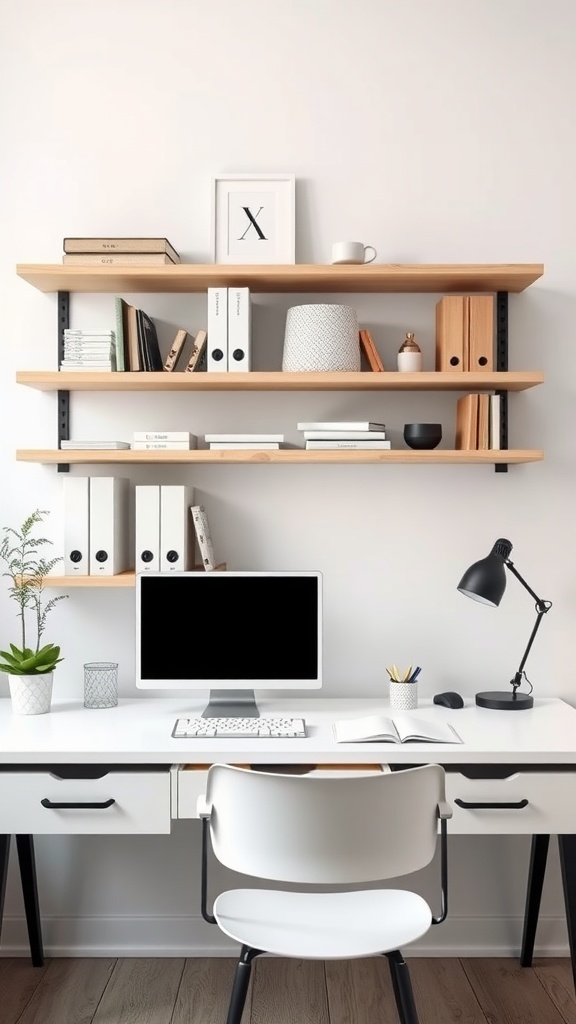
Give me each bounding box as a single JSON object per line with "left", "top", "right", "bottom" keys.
{"left": 397, "top": 332, "right": 423, "bottom": 372}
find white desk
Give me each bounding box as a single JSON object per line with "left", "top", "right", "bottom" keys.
{"left": 1, "top": 695, "right": 576, "bottom": 978}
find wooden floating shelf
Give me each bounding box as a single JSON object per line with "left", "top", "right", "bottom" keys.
{"left": 16, "top": 263, "right": 544, "bottom": 294}
{"left": 40, "top": 565, "right": 226, "bottom": 588}
{"left": 16, "top": 371, "right": 544, "bottom": 393}
{"left": 16, "top": 449, "right": 543, "bottom": 466}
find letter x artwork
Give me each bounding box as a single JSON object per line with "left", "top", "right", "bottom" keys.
{"left": 212, "top": 175, "right": 295, "bottom": 264}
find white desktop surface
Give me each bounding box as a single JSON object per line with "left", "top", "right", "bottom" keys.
{"left": 1, "top": 696, "right": 575, "bottom": 765}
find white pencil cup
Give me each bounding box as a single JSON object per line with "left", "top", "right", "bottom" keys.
{"left": 389, "top": 681, "right": 418, "bottom": 711}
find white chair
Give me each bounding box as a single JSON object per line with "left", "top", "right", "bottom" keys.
{"left": 198, "top": 763, "right": 452, "bottom": 1024}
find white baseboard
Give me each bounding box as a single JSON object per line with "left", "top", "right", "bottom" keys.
{"left": 0, "top": 914, "right": 570, "bottom": 958}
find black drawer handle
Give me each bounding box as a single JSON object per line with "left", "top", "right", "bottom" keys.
{"left": 41, "top": 798, "right": 116, "bottom": 810}
{"left": 454, "top": 798, "right": 529, "bottom": 810}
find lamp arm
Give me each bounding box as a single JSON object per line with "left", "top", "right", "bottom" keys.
{"left": 505, "top": 559, "right": 548, "bottom": 609}
{"left": 505, "top": 559, "right": 552, "bottom": 694}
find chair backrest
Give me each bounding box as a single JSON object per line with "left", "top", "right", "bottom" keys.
{"left": 204, "top": 763, "right": 446, "bottom": 884}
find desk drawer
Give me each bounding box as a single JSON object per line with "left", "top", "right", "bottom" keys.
{"left": 445, "top": 772, "right": 576, "bottom": 834}
{"left": 174, "top": 763, "right": 389, "bottom": 819}
{"left": 0, "top": 771, "right": 171, "bottom": 834}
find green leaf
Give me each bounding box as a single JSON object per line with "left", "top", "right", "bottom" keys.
{"left": 0, "top": 650, "right": 20, "bottom": 667}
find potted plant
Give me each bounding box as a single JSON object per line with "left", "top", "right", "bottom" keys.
{"left": 0, "top": 509, "right": 68, "bottom": 714}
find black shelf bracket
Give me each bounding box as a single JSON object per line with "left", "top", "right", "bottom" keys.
{"left": 57, "top": 291, "right": 70, "bottom": 473}
{"left": 495, "top": 290, "right": 509, "bottom": 473}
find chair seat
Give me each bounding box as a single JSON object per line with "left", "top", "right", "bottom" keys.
{"left": 214, "top": 887, "right": 432, "bottom": 959}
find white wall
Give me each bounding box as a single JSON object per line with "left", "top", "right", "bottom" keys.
{"left": 1, "top": 0, "right": 575, "bottom": 956}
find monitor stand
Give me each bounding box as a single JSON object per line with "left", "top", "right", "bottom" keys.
{"left": 201, "top": 689, "right": 259, "bottom": 718}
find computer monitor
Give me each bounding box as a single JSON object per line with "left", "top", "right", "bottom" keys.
{"left": 135, "top": 570, "right": 322, "bottom": 717}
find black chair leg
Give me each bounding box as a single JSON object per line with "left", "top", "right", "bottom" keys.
{"left": 226, "top": 945, "right": 261, "bottom": 1024}
{"left": 15, "top": 835, "right": 44, "bottom": 967}
{"left": 0, "top": 836, "right": 11, "bottom": 950}
{"left": 387, "top": 950, "right": 420, "bottom": 1024}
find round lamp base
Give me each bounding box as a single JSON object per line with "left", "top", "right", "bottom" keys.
{"left": 475, "top": 690, "right": 534, "bottom": 711}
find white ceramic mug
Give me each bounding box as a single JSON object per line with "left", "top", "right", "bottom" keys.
{"left": 331, "top": 241, "right": 377, "bottom": 265}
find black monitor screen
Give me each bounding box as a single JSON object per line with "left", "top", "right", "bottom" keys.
{"left": 137, "top": 572, "right": 321, "bottom": 686}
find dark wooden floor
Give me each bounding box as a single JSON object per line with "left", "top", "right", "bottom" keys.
{"left": 1, "top": 956, "right": 575, "bottom": 1024}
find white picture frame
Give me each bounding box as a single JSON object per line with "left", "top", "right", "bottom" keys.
{"left": 212, "top": 174, "right": 295, "bottom": 265}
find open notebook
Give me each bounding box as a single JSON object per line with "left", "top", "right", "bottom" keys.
{"left": 333, "top": 714, "right": 462, "bottom": 745}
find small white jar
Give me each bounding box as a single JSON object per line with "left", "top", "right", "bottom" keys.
{"left": 397, "top": 332, "right": 422, "bottom": 372}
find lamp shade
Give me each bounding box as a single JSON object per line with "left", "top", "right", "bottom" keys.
{"left": 457, "top": 538, "right": 513, "bottom": 607}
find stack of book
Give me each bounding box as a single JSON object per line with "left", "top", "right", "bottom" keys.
{"left": 204, "top": 433, "right": 284, "bottom": 450}
{"left": 297, "top": 421, "right": 390, "bottom": 450}
{"left": 455, "top": 394, "right": 501, "bottom": 450}
{"left": 115, "top": 298, "right": 163, "bottom": 371}
{"left": 132, "top": 432, "right": 197, "bottom": 451}
{"left": 60, "top": 329, "right": 116, "bottom": 372}
{"left": 62, "top": 237, "right": 181, "bottom": 266}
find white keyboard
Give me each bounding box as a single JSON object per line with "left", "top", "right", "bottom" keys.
{"left": 172, "top": 716, "right": 307, "bottom": 738}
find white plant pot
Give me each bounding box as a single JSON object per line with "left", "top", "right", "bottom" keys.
{"left": 8, "top": 673, "right": 53, "bottom": 715}
{"left": 389, "top": 681, "right": 418, "bottom": 712}
{"left": 282, "top": 303, "right": 360, "bottom": 372}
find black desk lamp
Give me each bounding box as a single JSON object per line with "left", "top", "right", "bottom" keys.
{"left": 457, "top": 538, "right": 552, "bottom": 710}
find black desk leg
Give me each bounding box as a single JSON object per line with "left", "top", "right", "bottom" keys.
{"left": 559, "top": 835, "right": 576, "bottom": 992}
{"left": 521, "top": 834, "right": 550, "bottom": 967}
{"left": 15, "top": 835, "right": 44, "bottom": 967}
{"left": 0, "top": 835, "right": 10, "bottom": 949}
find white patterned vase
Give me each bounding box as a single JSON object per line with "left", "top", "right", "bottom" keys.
{"left": 8, "top": 673, "right": 53, "bottom": 715}
{"left": 282, "top": 304, "right": 360, "bottom": 372}
{"left": 389, "top": 681, "right": 418, "bottom": 712}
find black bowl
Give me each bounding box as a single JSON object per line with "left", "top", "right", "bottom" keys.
{"left": 403, "top": 423, "right": 442, "bottom": 449}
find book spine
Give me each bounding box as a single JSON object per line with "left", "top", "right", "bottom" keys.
{"left": 490, "top": 394, "right": 502, "bottom": 450}
{"left": 184, "top": 330, "right": 208, "bottom": 372}
{"left": 227, "top": 288, "right": 251, "bottom": 371}
{"left": 305, "top": 440, "right": 391, "bottom": 449}
{"left": 204, "top": 434, "right": 284, "bottom": 443}
{"left": 359, "top": 329, "right": 385, "bottom": 372}
{"left": 436, "top": 296, "right": 467, "bottom": 371}
{"left": 62, "top": 253, "right": 175, "bottom": 265}
{"left": 303, "top": 430, "right": 386, "bottom": 440}
{"left": 468, "top": 295, "right": 494, "bottom": 371}
{"left": 132, "top": 441, "right": 196, "bottom": 450}
{"left": 207, "top": 288, "right": 228, "bottom": 370}
{"left": 209, "top": 442, "right": 280, "bottom": 449}
{"left": 163, "top": 329, "right": 188, "bottom": 371}
{"left": 133, "top": 432, "right": 192, "bottom": 441}
{"left": 190, "top": 505, "right": 216, "bottom": 570}
{"left": 113, "top": 298, "right": 125, "bottom": 372}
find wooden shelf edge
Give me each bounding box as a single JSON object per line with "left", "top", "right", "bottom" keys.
{"left": 16, "top": 263, "right": 544, "bottom": 294}
{"left": 42, "top": 565, "right": 227, "bottom": 588}
{"left": 15, "top": 370, "right": 545, "bottom": 393}
{"left": 16, "top": 449, "right": 544, "bottom": 465}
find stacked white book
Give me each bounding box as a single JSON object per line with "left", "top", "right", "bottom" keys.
{"left": 204, "top": 433, "right": 284, "bottom": 450}
{"left": 132, "top": 431, "right": 197, "bottom": 451}
{"left": 60, "top": 329, "right": 116, "bottom": 372}
{"left": 297, "top": 421, "right": 390, "bottom": 450}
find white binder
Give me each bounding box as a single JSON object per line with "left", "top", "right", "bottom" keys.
{"left": 227, "top": 287, "right": 251, "bottom": 371}
{"left": 89, "top": 477, "right": 130, "bottom": 576}
{"left": 135, "top": 485, "right": 161, "bottom": 572}
{"left": 160, "top": 484, "right": 194, "bottom": 571}
{"left": 207, "top": 287, "right": 228, "bottom": 371}
{"left": 63, "top": 476, "right": 90, "bottom": 574}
